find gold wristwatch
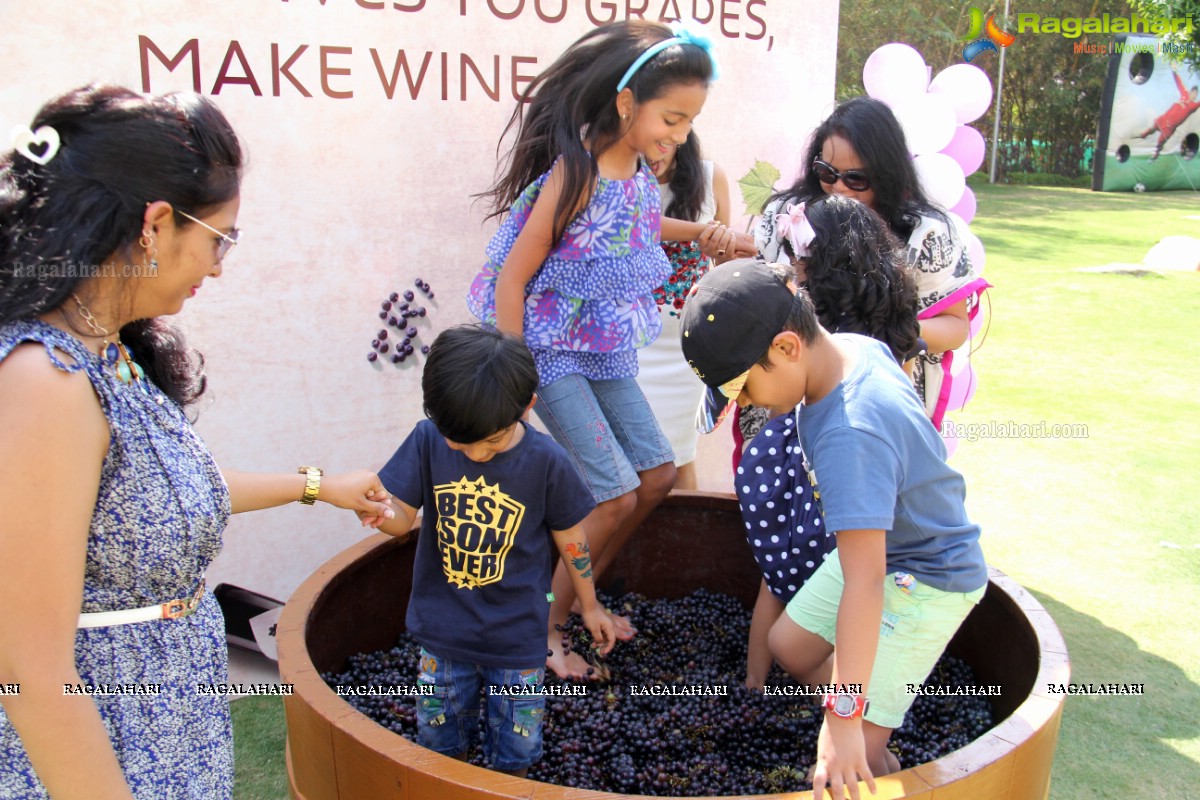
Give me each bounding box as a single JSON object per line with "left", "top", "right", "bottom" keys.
{"left": 298, "top": 466, "right": 323, "bottom": 505}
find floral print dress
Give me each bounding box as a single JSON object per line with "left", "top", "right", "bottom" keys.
{"left": 0, "top": 320, "right": 233, "bottom": 800}
{"left": 466, "top": 161, "right": 671, "bottom": 386}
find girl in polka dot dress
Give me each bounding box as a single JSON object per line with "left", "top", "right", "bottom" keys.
{"left": 467, "top": 21, "right": 727, "bottom": 680}
{"left": 739, "top": 195, "right": 921, "bottom": 689}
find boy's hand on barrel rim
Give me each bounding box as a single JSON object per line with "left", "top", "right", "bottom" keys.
{"left": 812, "top": 715, "right": 876, "bottom": 799}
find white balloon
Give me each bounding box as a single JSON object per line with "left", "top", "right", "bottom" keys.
{"left": 929, "top": 64, "right": 994, "bottom": 124}
{"left": 967, "top": 231, "right": 986, "bottom": 275}
{"left": 863, "top": 43, "right": 930, "bottom": 105}
{"left": 891, "top": 92, "right": 957, "bottom": 155}
{"left": 914, "top": 153, "right": 967, "bottom": 210}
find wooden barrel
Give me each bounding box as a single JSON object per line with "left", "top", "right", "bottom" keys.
{"left": 278, "top": 492, "right": 1069, "bottom": 799}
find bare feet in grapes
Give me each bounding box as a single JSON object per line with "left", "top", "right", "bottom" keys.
{"left": 546, "top": 637, "right": 597, "bottom": 680}
{"left": 608, "top": 609, "right": 637, "bottom": 641}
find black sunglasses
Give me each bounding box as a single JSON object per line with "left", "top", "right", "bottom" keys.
{"left": 812, "top": 159, "right": 871, "bottom": 192}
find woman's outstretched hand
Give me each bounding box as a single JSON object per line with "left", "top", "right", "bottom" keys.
{"left": 320, "top": 470, "right": 395, "bottom": 528}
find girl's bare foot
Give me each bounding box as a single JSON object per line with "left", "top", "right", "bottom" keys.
{"left": 546, "top": 635, "right": 598, "bottom": 680}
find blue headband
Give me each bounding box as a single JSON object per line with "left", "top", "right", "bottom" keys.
{"left": 616, "top": 24, "right": 720, "bottom": 93}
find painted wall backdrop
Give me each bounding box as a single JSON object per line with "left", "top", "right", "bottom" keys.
{"left": 0, "top": 0, "right": 837, "bottom": 602}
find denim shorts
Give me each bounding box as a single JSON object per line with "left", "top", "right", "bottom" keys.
{"left": 784, "top": 552, "right": 986, "bottom": 729}
{"left": 415, "top": 648, "right": 546, "bottom": 771}
{"left": 534, "top": 373, "right": 675, "bottom": 503}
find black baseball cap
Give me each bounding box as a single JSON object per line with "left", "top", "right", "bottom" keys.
{"left": 679, "top": 260, "right": 795, "bottom": 433}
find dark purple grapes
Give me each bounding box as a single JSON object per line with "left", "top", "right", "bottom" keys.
{"left": 378, "top": 311, "right": 388, "bottom": 320}
{"left": 420, "top": 345, "right": 430, "bottom": 355}
{"left": 367, "top": 352, "right": 378, "bottom": 362}
{"left": 389, "top": 292, "right": 399, "bottom": 303}
{"left": 381, "top": 301, "right": 392, "bottom": 311}
{"left": 403, "top": 290, "right": 415, "bottom": 302}
{"left": 377, "top": 329, "right": 388, "bottom": 340}
{"left": 322, "top": 590, "right": 994, "bottom": 795}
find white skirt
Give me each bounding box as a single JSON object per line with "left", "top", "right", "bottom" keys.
{"left": 636, "top": 309, "right": 707, "bottom": 466}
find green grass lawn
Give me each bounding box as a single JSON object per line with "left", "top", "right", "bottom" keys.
{"left": 231, "top": 696, "right": 289, "bottom": 800}
{"left": 232, "top": 182, "right": 1200, "bottom": 799}
{"left": 947, "top": 181, "right": 1200, "bottom": 798}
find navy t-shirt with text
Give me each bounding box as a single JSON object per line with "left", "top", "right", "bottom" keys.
{"left": 378, "top": 420, "right": 595, "bottom": 668}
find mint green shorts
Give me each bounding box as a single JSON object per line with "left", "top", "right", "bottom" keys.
{"left": 784, "top": 551, "right": 986, "bottom": 729}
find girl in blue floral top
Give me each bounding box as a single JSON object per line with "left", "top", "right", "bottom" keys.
{"left": 467, "top": 21, "right": 725, "bottom": 679}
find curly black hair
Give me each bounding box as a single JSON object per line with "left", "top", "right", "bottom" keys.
{"left": 786, "top": 195, "right": 920, "bottom": 363}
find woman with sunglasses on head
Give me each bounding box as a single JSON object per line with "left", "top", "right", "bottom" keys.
{"left": 755, "top": 96, "right": 988, "bottom": 430}
{"left": 0, "top": 84, "right": 393, "bottom": 800}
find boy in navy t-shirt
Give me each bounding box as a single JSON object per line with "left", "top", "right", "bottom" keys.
{"left": 367, "top": 325, "right": 614, "bottom": 776}
{"left": 681, "top": 261, "right": 987, "bottom": 800}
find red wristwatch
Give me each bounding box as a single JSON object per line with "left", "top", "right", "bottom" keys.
{"left": 822, "top": 692, "right": 869, "bottom": 720}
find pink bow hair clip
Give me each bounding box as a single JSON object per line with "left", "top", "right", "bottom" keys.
{"left": 774, "top": 202, "right": 816, "bottom": 259}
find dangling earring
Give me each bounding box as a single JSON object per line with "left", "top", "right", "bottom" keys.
{"left": 72, "top": 293, "right": 146, "bottom": 389}
{"left": 139, "top": 227, "right": 158, "bottom": 272}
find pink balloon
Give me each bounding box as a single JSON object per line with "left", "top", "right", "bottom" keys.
{"left": 913, "top": 153, "right": 966, "bottom": 209}
{"left": 929, "top": 64, "right": 994, "bottom": 124}
{"left": 969, "top": 308, "right": 985, "bottom": 339}
{"left": 941, "top": 126, "right": 986, "bottom": 175}
{"left": 967, "top": 232, "right": 985, "bottom": 275}
{"left": 945, "top": 363, "right": 977, "bottom": 412}
{"left": 950, "top": 186, "right": 977, "bottom": 223}
{"left": 949, "top": 346, "right": 971, "bottom": 376}
{"left": 863, "top": 44, "right": 929, "bottom": 105}
{"left": 942, "top": 422, "right": 959, "bottom": 458}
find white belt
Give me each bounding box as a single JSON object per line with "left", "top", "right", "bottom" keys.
{"left": 77, "top": 579, "right": 206, "bottom": 629}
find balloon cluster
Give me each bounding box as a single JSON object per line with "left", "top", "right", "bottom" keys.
{"left": 862, "top": 43, "right": 991, "bottom": 221}
{"left": 863, "top": 44, "right": 993, "bottom": 453}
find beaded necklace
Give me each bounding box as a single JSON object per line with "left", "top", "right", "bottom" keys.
{"left": 72, "top": 294, "right": 147, "bottom": 389}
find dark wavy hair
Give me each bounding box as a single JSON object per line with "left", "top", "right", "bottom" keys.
{"left": 479, "top": 21, "right": 713, "bottom": 245}
{"left": 771, "top": 96, "right": 945, "bottom": 241}
{"left": 422, "top": 325, "right": 538, "bottom": 444}
{"left": 0, "top": 84, "right": 243, "bottom": 407}
{"left": 787, "top": 195, "right": 920, "bottom": 363}
{"left": 662, "top": 132, "right": 706, "bottom": 222}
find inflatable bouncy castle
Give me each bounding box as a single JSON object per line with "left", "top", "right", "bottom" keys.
{"left": 1094, "top": 33, "right": 1200, "bottom": 191}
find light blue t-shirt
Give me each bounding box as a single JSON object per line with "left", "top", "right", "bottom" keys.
{"left": 799, "top": 334, "right": 987, "bottom": 594}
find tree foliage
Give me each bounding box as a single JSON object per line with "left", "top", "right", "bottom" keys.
{"left": 832, "top": 0, "right": 1180, "bottom": 178}
{"left": 1129, "top": 0, "right": 1200, "bottom": 72}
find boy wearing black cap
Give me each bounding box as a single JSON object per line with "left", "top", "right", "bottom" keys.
{"left": 681, "top": 260, "right": 987, "bottom": 799}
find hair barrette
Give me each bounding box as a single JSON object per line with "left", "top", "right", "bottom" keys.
{"left": 774, "top": 202, "right": 816, "bottom": 259}
{"left": 11, "top": 125, "right": 61, "bottom": 166}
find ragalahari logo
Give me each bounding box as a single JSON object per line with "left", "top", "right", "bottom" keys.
{"left": 962, "top": 8, "right": 1017, "bottom": 61}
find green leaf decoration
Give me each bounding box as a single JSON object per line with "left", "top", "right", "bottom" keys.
{"left": 738, "top": 160, "right": 782, "bottom": 218}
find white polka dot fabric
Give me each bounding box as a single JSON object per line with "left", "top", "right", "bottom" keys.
{"left": 735, "top": 411, "right": 834, "bottom": 601}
